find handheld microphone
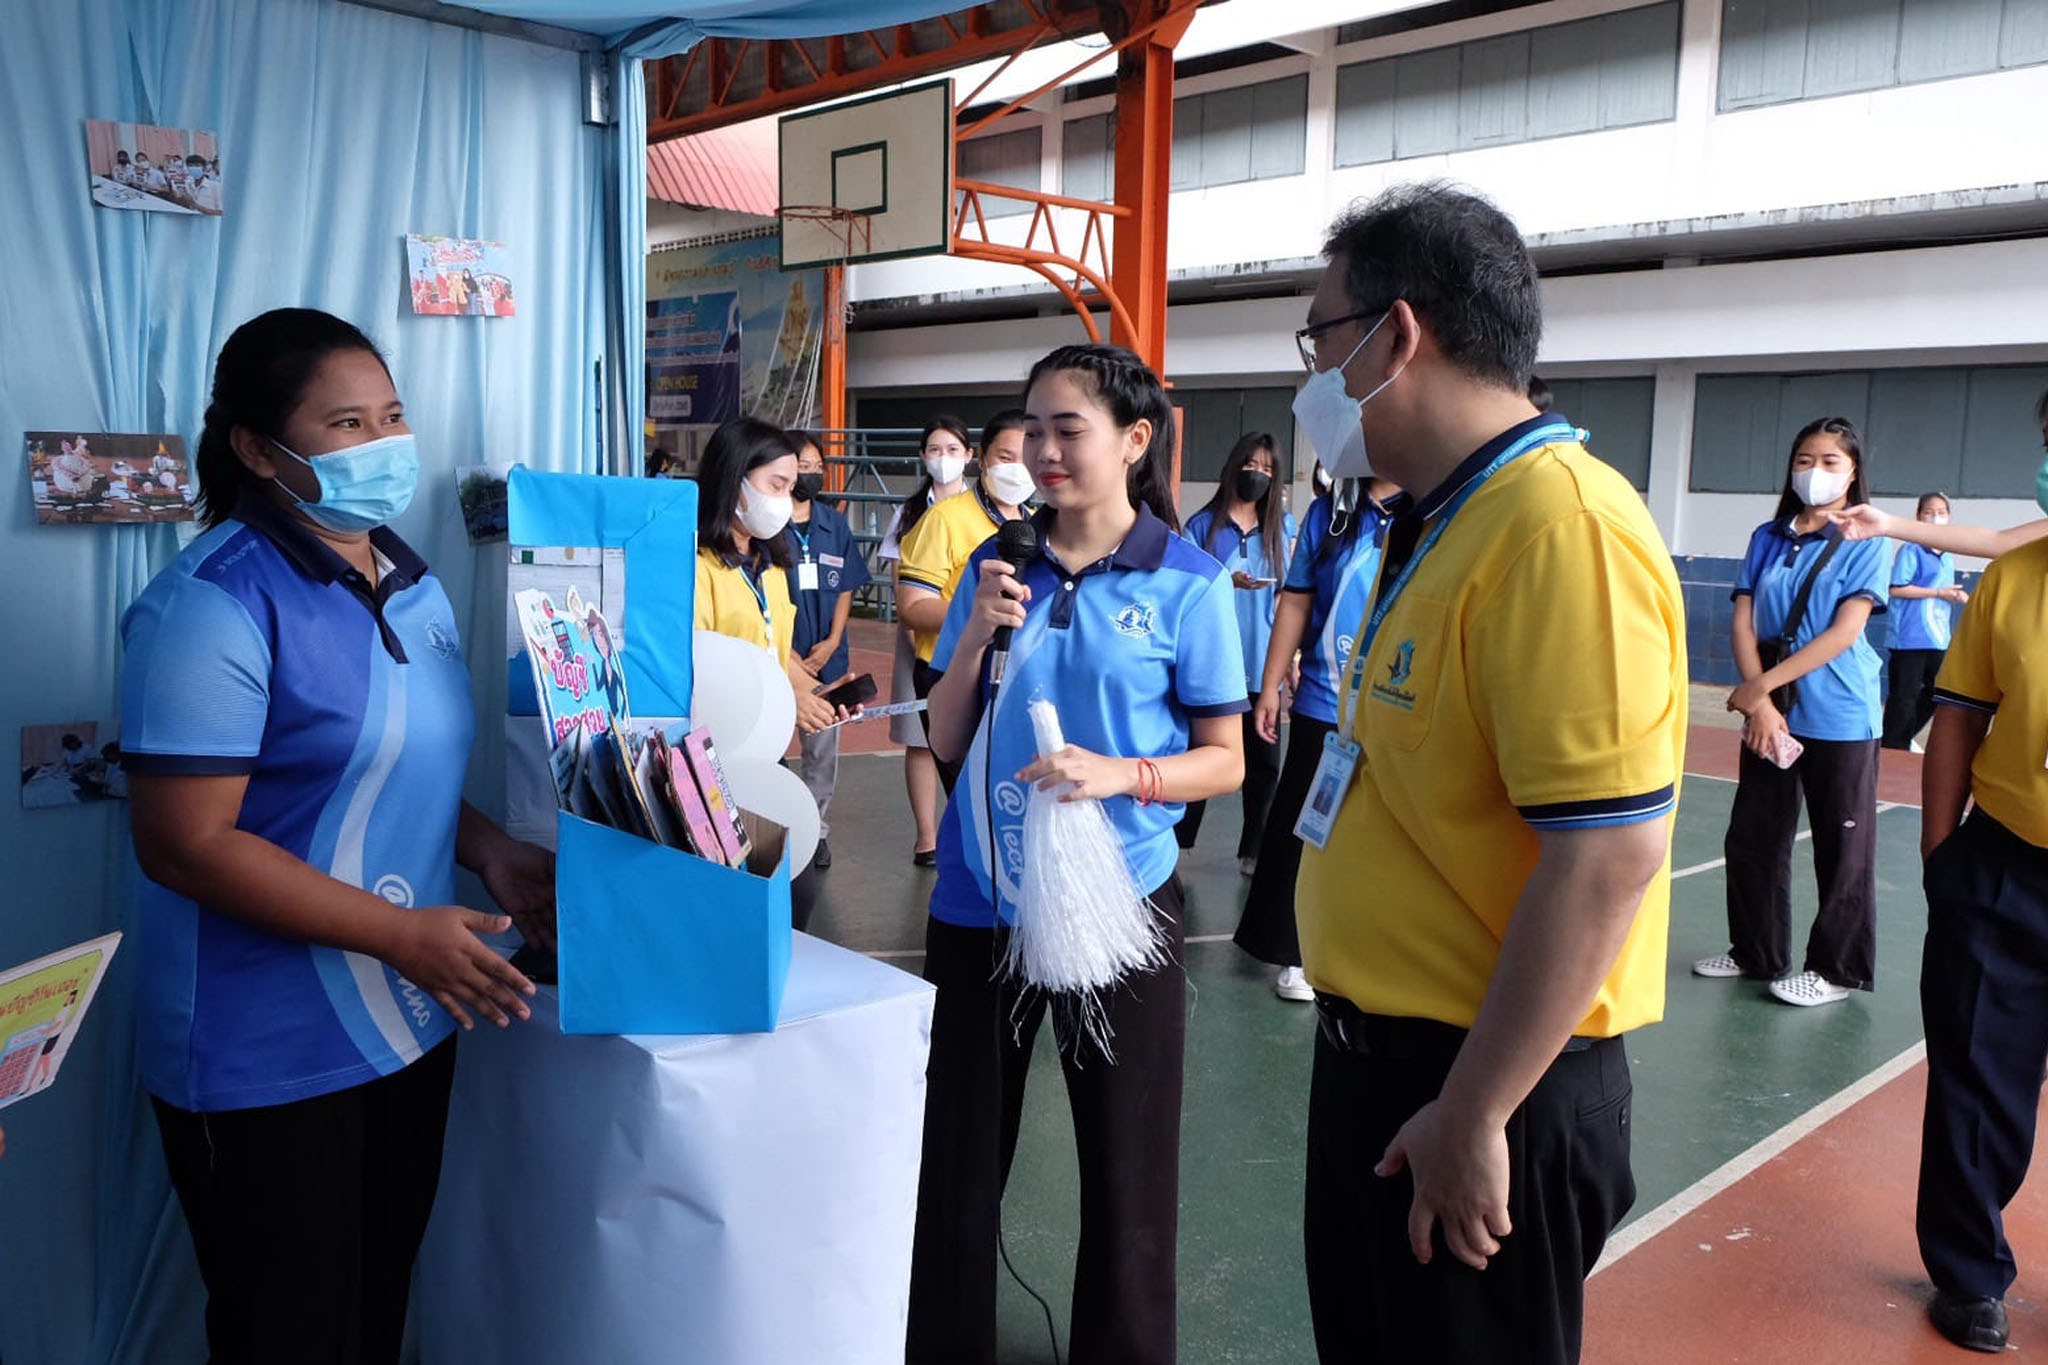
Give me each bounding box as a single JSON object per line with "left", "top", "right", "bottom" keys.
{"left": 989, "top": 518, "right": 1041, "bottom": 694}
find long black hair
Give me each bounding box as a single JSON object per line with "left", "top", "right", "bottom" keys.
{"left": 1773, "top": 416, "right": 1870, "bottom": 523}
{"left": 1022, "top": 344, "right": 1180, "bottom": 532}
{"left": 194, "top": 309, "right": 388, "bottom": 528}
{"left": 1193, "top": 432, "right": 1285, "bottom": 572}
{"left": 696, "top": 415, "right": 798, "bottom": 568}
{"left": 896, "top": 414, "right": 972, "bottom": 540}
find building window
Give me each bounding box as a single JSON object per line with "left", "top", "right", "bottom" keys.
{"left": 1334, "top": 2, "right": 1680, "bottom": 166}
{"left": 1170, "top": 75, "right": 1308, "bottom": 190}
{"left": 1542, "top": 377, "right": 1656, "bottom": 491}
{"left": 957, "top": 126, "right": 1042, "bottom": 219}
{"left": 1719, "top": 0, "right": 2048, "bottom": 112}
{"left": 1689, "top": 364, "right": 2048, "bottom": 497}
{"left": 1171, "top": 386, "right": 1301, "bottom": 483}
{"left": 1062, "top": 112, "right": 1114, "bottom": 203}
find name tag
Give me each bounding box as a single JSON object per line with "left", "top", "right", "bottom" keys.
{"left": 1294, "top": 731, "right": 1362, "bottom": 851}
{"left": 819, "top": 553, "right": 845, "bottom": 568}
{"left": 797, "top": 561, "right": 820, "bottom": 592}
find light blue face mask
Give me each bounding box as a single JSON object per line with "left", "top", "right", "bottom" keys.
{"left": 273, "top": 433, "right": 419, "bottom": 533}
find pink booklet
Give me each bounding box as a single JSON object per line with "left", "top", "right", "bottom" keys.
{"left": 681, "top": 727, "right": 752, "bottom": 868}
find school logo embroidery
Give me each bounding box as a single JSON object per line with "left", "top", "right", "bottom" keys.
{"left": 1112, "top": 600, "right": 1157, "bottom": 638}
{"left": 1371, "top": 639, "right": 1419, "bottom": 711}
{"left": 425, "top": 618, "right": 462, "bottom": 662}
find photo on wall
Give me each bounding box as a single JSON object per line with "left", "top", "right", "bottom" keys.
{"left": 85, "top": 119, "right": 222, "bottom": 216}
{"left": 27, "top": 432, "right": 194, "bottom": 525}
{"left": 21, "top": 721, "right": 125, "bottom": 810}
{"left": 406, "top": 235, "right": 516, "bottom": 317}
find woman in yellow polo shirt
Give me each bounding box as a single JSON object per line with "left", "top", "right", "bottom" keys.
{"left": 693, "top": 416, "right": 843, "bottom": 740}
{"left": 894, "top": 409, "right": 1033, "bottom": 798}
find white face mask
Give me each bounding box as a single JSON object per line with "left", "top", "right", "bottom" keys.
{"left": 1790, "top": 467, "right": 1851, "bottom": 508}
{"left": 925, "top": 453, "right": 968, "bottom": 486}
{"left": 983, "top": 462, "right": 1036, "bottom": 508}
{"left": 735, "top": 479, "right": 793, "bottom": 540}
{"left": 1291, "top": 312, "right": 1402, "bottom": 481}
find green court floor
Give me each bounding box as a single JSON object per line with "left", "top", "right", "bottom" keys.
{"left": 804, "top": 757, "right": 1930, "bottom": 1364}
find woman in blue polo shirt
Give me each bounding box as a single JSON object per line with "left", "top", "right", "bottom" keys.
{"left": 1696, "top": 416, "right": 1892, "bottom": 1008}
{"left": 1175, "top": 433, "right": 1295, "bottom": 874}
{"left": 1883, "top": 491, "right": 1969, "bottom": 750}
{"left": 781, "top": 430, "right": 872, "bottom": 871}
{"left": 1243, "top": 475, "right": 1398, "bottom": 1001}
{"left": 905, "top": 344, "right": 1246, "bottom": 1365}
{"left": 119, "top": 309, "right": 554, "bottom": 1363}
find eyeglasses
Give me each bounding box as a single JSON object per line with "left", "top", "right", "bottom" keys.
{"left": 1294, "top": 307, "right": 1381, "bottom": 373}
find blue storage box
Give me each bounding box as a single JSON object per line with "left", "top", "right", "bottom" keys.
{"left": 555, "top": 809, "right": 793, "bottom": 1035}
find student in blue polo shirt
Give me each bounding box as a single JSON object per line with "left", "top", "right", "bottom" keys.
{"left": 1242, "top": 474, "right": 1399, "bottom": 1002}
{"left": 1175, "top": 432, "right": 1295, "bottom": 873}
{"left": 1696, "top": 416, "right": 1893, "bottom": 1008}
{"left": 1883, "top": 491, "right": 1969, "bottom": 751}
{"left": 781, "top": 431, "right": 872, "bottom": 871}
{"left": 905, "top": 344, "right": 1247, "bottom": 1365}
{"left": 119, "top": 309, "right": 554, "bottom": 1363}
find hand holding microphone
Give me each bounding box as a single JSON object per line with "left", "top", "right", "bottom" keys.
{"left": 982, "top": 519, "right": 1042, "bottom": 692}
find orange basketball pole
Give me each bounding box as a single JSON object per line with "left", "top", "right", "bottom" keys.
{"left": 821, "top": 263, "right": 848, "bottom": 483}
{"left": 1109, "top": 0, "right": 1192, "bottom": 377}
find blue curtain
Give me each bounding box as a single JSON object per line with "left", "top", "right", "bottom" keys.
{"left": 0, "top": 1, "right": 613, "bottom": 1359}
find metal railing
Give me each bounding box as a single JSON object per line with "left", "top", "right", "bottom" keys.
{"left": 811, "top": 427, "right": 930, "bottom": 623}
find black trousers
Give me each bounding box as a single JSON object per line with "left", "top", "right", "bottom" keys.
{"left": 152, "top": 1038, "right": 458, "bottom": 1365}
{"left": 1304, "top": 1011, "right": 1634, "bottom": 1364}
{"left": 1918, "top": 811, "right": 2048, "bottom": 1301}
{"left": 1176, "top": 702, "right": 1279, "bottom": 858}
{"left": 1235, "top": 713, "right": 1334, "bottom": 966}
{"left": 906, "top": 879, "right": 1187, "bottom": 1365}
{"left": 1882, "top": 648, "right": 1944, "bottom": 749}
{"left": 1723, "top": 736, "right": 1879, "bottom": 987}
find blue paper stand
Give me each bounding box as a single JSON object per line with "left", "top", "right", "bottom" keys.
{"left": 509, "top": 470, "right": 795, "bottom": 1035}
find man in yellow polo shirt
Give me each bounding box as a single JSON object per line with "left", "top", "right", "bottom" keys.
{"left": 1915, "top": 470, "right": 2048, "bottom": 1354}
{"left": 1292, "top": 184, "right": 1685, "bottom": 1365}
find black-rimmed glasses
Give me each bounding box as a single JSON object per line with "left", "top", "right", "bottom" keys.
{"left": 1294, "top": 308, "right": 1381, "bottom": 373}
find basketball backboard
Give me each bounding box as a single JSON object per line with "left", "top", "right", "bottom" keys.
{"left": 778, "top": 78, "right": 954, "bottom": 270}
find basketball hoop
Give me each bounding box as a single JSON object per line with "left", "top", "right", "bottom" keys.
{"left": 777, "top": 204, "right": 874, "bottom": 265}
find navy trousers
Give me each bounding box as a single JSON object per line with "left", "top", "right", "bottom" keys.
{"left": 1918, "top": 810, "right": 2048, "bottom": 1300}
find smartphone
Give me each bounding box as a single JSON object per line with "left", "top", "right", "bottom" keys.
{"left": 818, "top": 673, "right": 878, "bottom": 709}
{"left": 1767, "top": 731, "right": 1804, "bottom": 770}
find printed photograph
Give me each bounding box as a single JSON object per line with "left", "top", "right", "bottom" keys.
{"left": 85, "top": 119, "right": 222, "bottom": 216}
{"left": 27, "top": 432, "right": 194, "bottom": 525}
{"left": 21, "top": 721, "right": 125, "bottom": 809}
{"left": 406, "top": 235, "right": 516, "bottom": 317}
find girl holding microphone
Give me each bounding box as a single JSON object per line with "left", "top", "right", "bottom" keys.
{"left": 906, "top": 344, "right": 1246, "bottom": 1365}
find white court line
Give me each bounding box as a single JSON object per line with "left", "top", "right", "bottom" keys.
{"left": 1669, "top": 800, "right": 1901, "bottom": 880}
{"left": 1591, "top": 1039, "right": 1928, "bottom": 1276}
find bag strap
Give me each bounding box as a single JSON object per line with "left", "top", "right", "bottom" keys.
{"left": 1779, "top": 528, "right": 1846, "bottom": 645}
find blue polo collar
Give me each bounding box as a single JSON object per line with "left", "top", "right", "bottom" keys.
{"left": 1026, "top": 501, "right": 1172, "bottom": 574}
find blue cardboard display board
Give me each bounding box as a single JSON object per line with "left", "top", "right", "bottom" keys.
{"left": 508, "top": 470, "right": 794, "bottom": 1035}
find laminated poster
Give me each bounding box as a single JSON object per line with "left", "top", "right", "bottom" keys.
{"left": 0, "top": 932, "right": 121, "bottom": 1111}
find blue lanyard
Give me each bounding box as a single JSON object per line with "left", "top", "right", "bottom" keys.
{"left": 738, "top": 560, "right": 774, "bottom": 639}
{"left": 790, "top": 524, "right": 813, "bottom": 561}
{"left": 1339, "top": 422, "right": 1573, "bottom": 735}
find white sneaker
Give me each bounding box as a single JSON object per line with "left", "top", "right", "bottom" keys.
{"left": 1769, "top": 971, "right": 1851, "bottom": 1007}
{"left": 1910, "top": 739, "right": 1926, "bottom": 754}
{"left": 1692, "top": 953, "right": 1745, "bottom": 978}
{"left": 1239, "top": 856, "right": 1259, "bottom": 878}
{"left": 1274, "top": 966, "right": 1314, "bottom": 1002}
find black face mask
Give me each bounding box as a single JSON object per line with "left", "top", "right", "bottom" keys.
{"left": 793, "top": 473, "right": 824, "bottom": 502}
{"left": 1235, "top": 469, "right": 1273, "bottom": 503}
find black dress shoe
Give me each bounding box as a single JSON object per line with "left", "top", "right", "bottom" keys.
{"left": 813, "top": 839, "right": 832, "bottom": 871}
{"left": 1928, "top": 1290, "right": 2008, "bottom": 1352}
{"left": 912, "top": 848, "right": 937, "bottom": 868}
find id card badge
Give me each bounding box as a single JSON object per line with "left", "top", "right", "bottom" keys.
{"left": 1294, "top": 731, "right": 1362, "bottom": 850}
{"left": 797, "top": 559, "right": 821, "bottom": 592}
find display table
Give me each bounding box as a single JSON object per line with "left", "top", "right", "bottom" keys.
{"left": 412, "top": 934, "right": 934, "bottom": 1364}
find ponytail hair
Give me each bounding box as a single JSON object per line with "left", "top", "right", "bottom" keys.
{"left": 1022, "top": 343, "right": 1180, "bottom": 533}
{"left": 195, "top": 308, "right": 388, "bottom": 528}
